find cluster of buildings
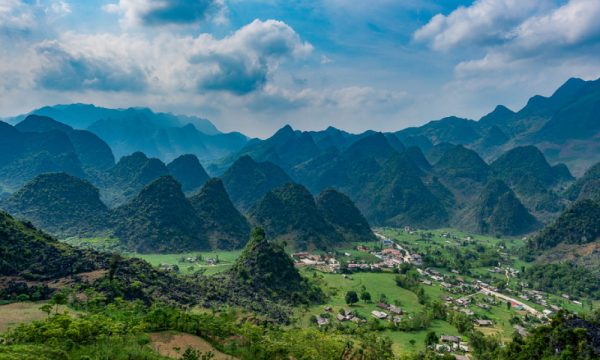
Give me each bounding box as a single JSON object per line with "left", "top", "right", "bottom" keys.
{"left": 292, "top": 252, "right": 339, "bottom": 271}
{"left": 291, "top": 235, "right": 423, "bottom": 273}
{"left": 433, "top": 335, "right": 470, "bottom": 358}
{"left": 370, "top": 302, "right": 404, "bottom": 324}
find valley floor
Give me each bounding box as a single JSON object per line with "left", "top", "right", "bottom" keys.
{"left": 3, "top": 226, "right": 597, "bottom": 359}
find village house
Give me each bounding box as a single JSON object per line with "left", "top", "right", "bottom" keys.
{"left": 441, "top": 282, "right": 452, "bottom": 289}
{"left": 475, "top": 319, "right": 493, "bottom": 327}
{"left": 381, "top": 248, "right": 401, "bottom": 257}
{"left": 440, "top": 335, "right": 461, "bottom": 344}
{"left": 461, "top": 309, "right": 475, "bottom": 316}
{"left": 316, "top": 316, "right": 329, "bottom": 327}
{"left": 389, "top": 305, "right": 403, "bottom": 315}
{"left": 336, "top": 309, "right": 354, "bottom": 322}
{"left": 377, "top": 303, "right": 389, "bottom": 310}
{"left": 371, "top": 310, "right": 388, "bottom": 319}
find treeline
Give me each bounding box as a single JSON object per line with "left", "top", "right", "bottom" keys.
{"left": 522, "top": 263, "right": 600, "bottom": 300}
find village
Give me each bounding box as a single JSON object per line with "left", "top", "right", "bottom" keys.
{"left": 295, "top": 227, "right": 585, "bottom": 359}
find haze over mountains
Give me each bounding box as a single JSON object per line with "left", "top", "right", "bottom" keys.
{"left": 0, "top": 76, "right": 598, "bottom": 253}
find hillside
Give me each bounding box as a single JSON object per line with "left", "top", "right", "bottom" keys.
{"left": 221, "top": 155, "right": 293, "bottom": 212}
{"left": 491, "top": 145, "right": 573, "bottom": 187}
{"left": 433, "top": 144, "right": 489, "bottom": 182}
{"left": 491, "top": 146, "right": 571, "bottom": 216}
{"left": 189, "top": 178, "right": 250, "bottom": 250}
{"left": 249, "top": 183, "right": 344, "bottom": 250}
{"left": 0, "top": 211, "right": 103, "bottom": 282}
{"left": 102, "top": 152, "right": 169, "bottom": 206}
{"left": 565, "top": 161, "right": 600, "bottom": 201}
{"left": 15, "top": 115, "right": 115, "bottom": 171}
{"left": 315, "top": 188, "right": 376, "bottom": 243}
{"left": 458, "top": 179, "right": 538, "bottom": 236}
{"left": 356, "top": 153, "right": 449, "bottom": 228}
{"left": 290, "top": 133, "right": 451, "bottom": 229}
{"left": 1, "top": 173, "right": 109, "bottom": 237}
{"left": 228, "top": 125, "right": 322, "bottom": 172}
{"left": 110, "top": 176, "right": 207, "bottom": 253}
{"left": 226, "top": 227, "right": 323, "bottom": 305}
{"left": 530, "top": 198, "right": 600, "bottom": 250}
{"left": 166, "top": 154, "right": 210, "bottom": 193}
{"left": 0, "top": 121, "right": 85, "bottom": 192}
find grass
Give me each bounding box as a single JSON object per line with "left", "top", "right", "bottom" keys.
{"left": 128, "top": 250, "right": 243, "bottom": 275}
{"left": 61, "top": 236, "right": 121, "bottom": 252}
{"left": 297, "top": 272, "right": 461, "bottom": 355}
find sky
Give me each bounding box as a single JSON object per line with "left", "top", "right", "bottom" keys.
{"left": 1, "top": 0, "right": 600, "bottom": 137}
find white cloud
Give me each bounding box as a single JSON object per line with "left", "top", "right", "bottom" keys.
{"left": 455, "top": 0, "right": 600, "bottom": 75}
{"left": 0, "top": 0, "right": 37, "bottom": 33}
{"left": 0, "top": 18, "right": 312, "bottom": 96}
{"left": 191, "top": 19, "right": 313, "bottom": 94}
{"left": 413, "top": 0, "right": 554, "bottom": 50}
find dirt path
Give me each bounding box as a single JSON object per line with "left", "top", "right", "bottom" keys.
{"left": 148, "top": 331, "right": 237, "bottom": 359}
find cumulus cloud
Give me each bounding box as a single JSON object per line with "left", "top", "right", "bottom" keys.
{"left": 455, "top": 0, "right": 600, "bottom": 75}
{"left": 414, "top": 0, "right": 600, "bottom": 80}
{"left": 0, "top": 18, "right": 312, "bottom": 96}
{"left": 0, "top": 0, "right": 38, "bottom": 34}
{"left": 34, "top": 40, "right": 148, "bottom": 92}
{"left": 413, "top": 0, "right": 555, "bottom": 50}
{"left": 191, "top": 19, "right": 313, "bottom": 94}
{"left": 104, "top": 0, "right": 225, "bottom": 27}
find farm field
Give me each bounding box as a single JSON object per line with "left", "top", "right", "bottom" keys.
{"left": 130, "top": 250, "right": 243, "bottom": 275}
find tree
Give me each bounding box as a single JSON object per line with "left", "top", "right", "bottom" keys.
{"left": 361, "top": 291, "right": 372, "bottom": 303}
{"left": 425, "top": 331, "right": 439, "bottom": 347}
{"left": 50, "top": 290, "right": 67, "bottom": 314}
{"left": 417, "top": 287, "right": 428, "bottom": 305}
{"left": 109, "top": 253, "right": 122, "bottom": 281}
{"left": 379, "top": 293, "right": 388, "bottom": 304}
{"left": 345, "top": 291, "right": 359, "bottom": 306}
{"left": 40, "top": 304, "right": 53, "bottom": 317}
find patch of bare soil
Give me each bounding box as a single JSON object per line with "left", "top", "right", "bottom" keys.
{"left": 149, "top": 331, "right": 237, "bottom": 360}
{"left": 0, "top": 302, "right": 70, "bottom": 332}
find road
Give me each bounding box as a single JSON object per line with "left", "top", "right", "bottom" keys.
{"left": 479, "top": 288, "right": 542, "bottom": 317}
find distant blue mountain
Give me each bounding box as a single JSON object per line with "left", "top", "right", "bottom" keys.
{"left": 5, "top": 104, "right": 248, "bottom": 164}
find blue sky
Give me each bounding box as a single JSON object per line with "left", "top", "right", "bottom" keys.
{"left": 1, "top": 0, "right": 600, "bottom": 137}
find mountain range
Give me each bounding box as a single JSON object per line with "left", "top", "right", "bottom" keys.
{"left": 0, "top": 76, "right": 598, "bottom": 244}
{"left": 4, "top": 104, "right": 248, "bottom": 164}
